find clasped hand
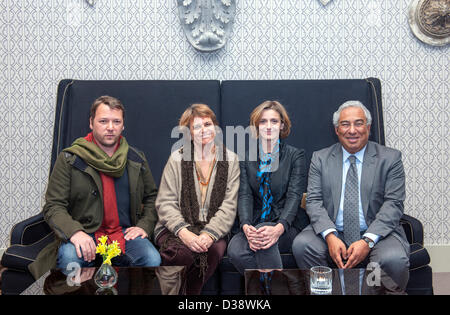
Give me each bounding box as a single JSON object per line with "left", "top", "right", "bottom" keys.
{"left": 243, "top": 223, "right": 284, "bottom": 252}
{"left": 178, "top": 228, "right": 214, "bottom": 253}
{"left": 325, "top": 233, "right": 370, "bottom": 269}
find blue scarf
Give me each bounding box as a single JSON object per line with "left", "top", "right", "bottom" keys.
{"left": 257, "top": 139, "right": 280, "bottom": 223}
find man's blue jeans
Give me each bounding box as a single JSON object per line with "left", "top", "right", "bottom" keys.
{"left": 57, "top": 231, "right": 161, "bottom": 274}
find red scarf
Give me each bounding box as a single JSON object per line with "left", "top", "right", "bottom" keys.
{"left": 84, "top": 132, "right": 126, "bottom": 254}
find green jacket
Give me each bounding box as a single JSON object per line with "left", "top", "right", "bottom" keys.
{"left": 29, "top": 146, "right": 158, "bottom": 279}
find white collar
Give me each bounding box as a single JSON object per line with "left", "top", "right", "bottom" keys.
{"left": 342, "top": 144, "right": 367, "bottom": 164}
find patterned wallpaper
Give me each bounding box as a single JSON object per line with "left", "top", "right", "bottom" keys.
{"left": 0, "top": 0, "right": 448, "bottom": 247}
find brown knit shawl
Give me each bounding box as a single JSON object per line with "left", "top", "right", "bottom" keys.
{"left": 160, "top": 143, "right": 229, "bottom": 279}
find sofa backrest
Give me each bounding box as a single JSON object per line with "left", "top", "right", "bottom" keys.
{"left": 220, "top": 78, "right": 384, "bottom": 169}
{"left": 51, "top": 80, "right": 221, "bottom": 185}
{"left": 51, "top": 78, "right": 383, "bottom": 185}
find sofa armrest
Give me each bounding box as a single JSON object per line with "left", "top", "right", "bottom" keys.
{"left": 400, "top": 214, "right": 424, "bottom": 245}
{"left": 9, "top": 212, "right": 52, "bottom": 246}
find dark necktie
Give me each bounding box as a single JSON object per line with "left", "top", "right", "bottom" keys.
{"left": 343, "top": 155, "right": 360, "bottom": 246}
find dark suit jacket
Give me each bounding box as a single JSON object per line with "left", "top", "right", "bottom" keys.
{"left": 237, "top": 141, "right": 309, "bottom": 232}
{"left": 305, "top": 141, "right": 408, "bottom": 250}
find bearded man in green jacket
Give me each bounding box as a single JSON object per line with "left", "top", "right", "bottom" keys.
{"left": 29, "top": 96, "right": 161, "bottom": 279}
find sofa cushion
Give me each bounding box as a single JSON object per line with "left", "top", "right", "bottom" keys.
{"left": 9, "top": 213, "right": 52, "bottom": 246}
{"left": 400, "top": 214, "right": 424, "bottom": 245}
{"left": 409, "top": 243, "right": 431, "bottom": 270}
{"left": 1, "top": 232, "right": 54, "bottom": 271}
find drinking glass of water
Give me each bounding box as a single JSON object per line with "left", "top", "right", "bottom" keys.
{"left": 310, "top": 266, "right": 332, "bottom": 295}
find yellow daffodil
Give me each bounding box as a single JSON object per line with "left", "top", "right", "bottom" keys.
{"left": 95, "top": 235, "right": 122, "bottom": 265}
{"left": 103, "top": 256, "right": 112, "bottom": 265}
{"left": 96, "top": 243, "right": 107, "bottom": 255}
{"left": 98, "top": 235, "right": 108, "bottom": 245}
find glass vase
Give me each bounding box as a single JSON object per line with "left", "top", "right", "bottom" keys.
{"left": 94, "top": 263, "right": 118, "bottom": 289}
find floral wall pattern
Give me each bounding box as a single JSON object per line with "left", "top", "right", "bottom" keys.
{"left": 0, "top": 0, "right": 448, "bottom": 247}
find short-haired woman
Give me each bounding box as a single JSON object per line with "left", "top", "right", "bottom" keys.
{"left": 154, "top": 103, "right": 240, "bottom": 294}
{"left": 227, "top": 100, "right": 308, "bottom": 274}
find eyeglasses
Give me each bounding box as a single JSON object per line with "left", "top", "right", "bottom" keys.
{"left": 338, "top": 120, "right": 367, "bottom": 129}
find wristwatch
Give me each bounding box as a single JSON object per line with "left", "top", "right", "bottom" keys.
{"left": 362, "top": 237, "right": 375, "bottom": 249}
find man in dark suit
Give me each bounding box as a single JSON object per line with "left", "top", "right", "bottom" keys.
{"left": 292, "top": 100, "right": 410, "bottom": 290}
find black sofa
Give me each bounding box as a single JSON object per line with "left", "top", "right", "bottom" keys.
{"left": 1, "top": 79, "right": 433, "bottom": 295}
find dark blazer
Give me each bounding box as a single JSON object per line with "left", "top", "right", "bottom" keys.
{"left": 237, "top": 141, "right": 308, "bottom": 232}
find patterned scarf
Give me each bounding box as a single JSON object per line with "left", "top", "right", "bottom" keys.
{"left": 160, "top": 143, "right": 229, "bottom": 279}
{"left": 257, "top": 139, "right": 280, "bottom": 223}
